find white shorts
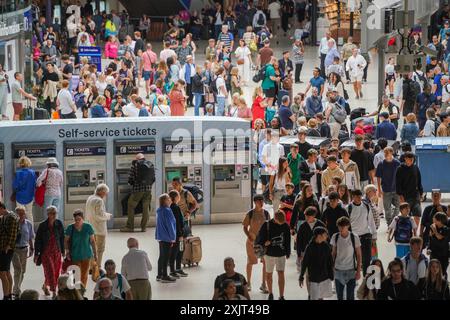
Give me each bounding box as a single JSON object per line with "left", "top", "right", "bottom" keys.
{"left": 309, "top": 279, "right": 333, "bottom": 300}
{"left": 264, "top": 255, "right": 286, "bottom": 273}
{"left": 351, "top": 74, "right": 363, "bottom": 83}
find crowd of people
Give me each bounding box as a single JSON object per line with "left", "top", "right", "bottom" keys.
{"left": 1, "top": 0, "right": 450, "bottom": 301}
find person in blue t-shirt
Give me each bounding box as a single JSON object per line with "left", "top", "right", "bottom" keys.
{"left": 135, "top": 97, "right": 149, "bottom": 117}
{"left": 91, "top": 96, "right": 109, "bottom": 118}
{"left": 303, "top": 67, "right": 325, "bottom": 97}
{"left": 65, "top": 210, "right": 97, "bottom": 289}
{"left": 278, "top": 95, "right": 295, "bottom": 130}
{"left": 13, "top": 156, "right": 37, "bottom": 223}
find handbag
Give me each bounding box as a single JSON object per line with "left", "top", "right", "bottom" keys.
{"left": 237, "top": 58, "right": 245, "bottom": 65}
{"left": 265, "top": 107, "right": 276, "bottom": 125}
{"left": 249, "top": 40, "right": 257, "bottom": 52}
{"left": 51, "top": 110, "right": 60, "bottom": 119}
{"left": 340, "top": 81, "right": 349, "bottom": 100}
{"left": 35, "top": 255, "right": 42, "bottom": 266}
{"left": 254, "top": 217, "right": 270, "bottom": 258}
{"left": 91, "top": 261, "right": 100, "bottom": 282}
{"left": 34, "top": 169, "right": 49, "bottom": 207}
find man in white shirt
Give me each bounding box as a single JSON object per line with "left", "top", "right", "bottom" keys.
{"left": 85, "top": 183, "right": 112, "bottom": 268}
{"left": 93, "top": 259, "right": 133, "bottom": 300}
{"left": 159, "top": 41, "right": 177, "bottom": 63}
{"left": 346, "top": 48, "right": 367, "bottom": 99}
{"left": 121, "top": 238, "right": 152, "bottom": 300}
{"left": 268, "top": 1, "right": 281, "bottom": 37}
{"left": 215, "top": 67, "right": 228, "bottom": 116}
{"left": 261, "top": 132, "right": 285, "bottom": 176}
{"left": 56, "top": 80, "right": 77, "bottom": 119}
{"left": 318, "top": 31, "right": 335, "bottom": 78}
{"left": 122, "top": 94, "right": 140, "bottom": 117}
{"left": 151, "top": 95, "right": 171, "bottom": 116}
{"left": 347, "top": 189, "right": 377, "bottom": 275}
{"left": 331, "top": 216, "right": 362, "bottom": 300}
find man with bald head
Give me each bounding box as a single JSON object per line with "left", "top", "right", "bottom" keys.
{"left": 121, "top": 153, "right": 155, "bottom": 233}
{"left": 121, "top": 238, "right": 152, "bottom": 300}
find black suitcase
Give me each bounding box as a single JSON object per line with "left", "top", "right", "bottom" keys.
{"left": 34, "top": 108, "right": 50, "bottom": 120}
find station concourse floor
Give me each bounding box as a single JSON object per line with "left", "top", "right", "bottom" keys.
{"left": 0, "top": 37, "right": 430, "bottom": 300}
{"left": 3, "top": 209, "right": 399, "bottom": 300}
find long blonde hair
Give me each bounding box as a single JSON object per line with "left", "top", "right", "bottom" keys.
{"left": 253, "top": 87, "right": 263, "bottom": 100}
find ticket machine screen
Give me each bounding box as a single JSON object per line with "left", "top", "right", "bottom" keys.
{"left": 67, "top": 171, "right": 90, "bottom": 187}
{"left": 167, "top": 169, "right": 183, "bottom": 182}
{"left": 214, "top": 166, "right": 234, "bottom": 181}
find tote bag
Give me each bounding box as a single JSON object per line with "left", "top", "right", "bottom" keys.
{"left": 35, "top": 170, "right": 48, "bottom": 207}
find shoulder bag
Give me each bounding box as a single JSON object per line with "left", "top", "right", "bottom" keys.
{"left": 254, "top": 217, "right": 270, "bottom": 258}
{"left": 35, "top": 169, "right": 49, "bottom": 207}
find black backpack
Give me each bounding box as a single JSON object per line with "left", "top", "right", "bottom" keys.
{"left": 257, "top": 12, "right": 265, "bottom": 26}
{"left": 183, "top": 184, "right": 204, "bottom": 204}
{"left": 249, "top": 208, "right": 270, "bottom": 221}
{"left": 408, "top": 80, "right": 421, "bottom": 101}
{"left": 135, "top": 160, "right": 155, "bottom": 186}
{"left": 253, "top": 65, "right": 267, "bottom": 83}
{"left": 432, "top": 118, "right": 442, "bottom": 136}
{"left": 414, "top": 71, "right": 427, "bottom": 89}
{"left": 210, "top": 75, "right": 219, "bottom": 95}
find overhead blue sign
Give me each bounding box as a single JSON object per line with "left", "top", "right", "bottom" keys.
{"left": 79, "top": 46, "right": 102, "bottom": 71}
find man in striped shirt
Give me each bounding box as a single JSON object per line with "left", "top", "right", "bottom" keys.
{"left": 218, "top": 24, "right": 234, "bottom": 50}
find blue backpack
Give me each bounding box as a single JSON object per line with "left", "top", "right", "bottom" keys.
{"left": 394, "top": 216, "right": 413, "bottom": 244}
{"left": 74, "top": 92, "right": 86, "bottom": 109}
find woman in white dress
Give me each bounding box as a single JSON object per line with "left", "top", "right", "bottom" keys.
{"left": 234, "top": 39, "right": 252, "bottom": 85}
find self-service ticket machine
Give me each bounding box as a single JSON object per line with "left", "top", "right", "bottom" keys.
{"left": 64, "top": 141, "right": 106, "bottom": 222}
{"left": 114, "top": 140, "right": 156, "bottom": 227}
{"left": 209, "top": 136, "right": 252, "bottom": 223}
{"left": 0, "top": 144, "right": 3, "bottom": 202}
{"left": 163, "top": 137, "right": 204, "bottom": 218}
{"left": 12, "top": 142, "right": 57, "bottom": 222}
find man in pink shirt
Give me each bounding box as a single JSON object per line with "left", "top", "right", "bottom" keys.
{"left": 141, "top": 43, "right": 157, "bottom": 98}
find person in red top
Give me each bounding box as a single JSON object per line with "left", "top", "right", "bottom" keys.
{"left": 354, "top": 118, "right": 365, "bottom": 136}
{"left": 252, "top": 87, "right": 267, "bottom": 128}
{"left": 169, "top": 80, "right": 187, "bottom": 116}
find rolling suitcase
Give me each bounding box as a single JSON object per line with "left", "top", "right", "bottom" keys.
{"left": 34, "top": 108, "right": 50, "bottom": 120}
{"left": 182, "top": 236, "right": 202, "bottom": 267}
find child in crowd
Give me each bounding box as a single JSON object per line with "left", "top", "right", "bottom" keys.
{"left": 279, "top": 183, "right": 297, "bottom": 226}
{"left": 388, "top": 203, "right": 417, "bottom": 258}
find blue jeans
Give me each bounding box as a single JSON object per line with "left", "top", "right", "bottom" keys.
{"left": 238, "top": 28, "right": 245, "bottom": 39}
{"left": 216, "top": 97, "right": 226, "bottom": 116}
{"left": 193, "top": 93, "right": 203, "bottom": 116}
{"left": 214, "top": 25, "right": 222, "bottom": 38}
{"left": 44, "top": 195, "right": 60, "bottom": 215}
{"left": 334, "top": 269, "right": 356, "bottom": 300}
